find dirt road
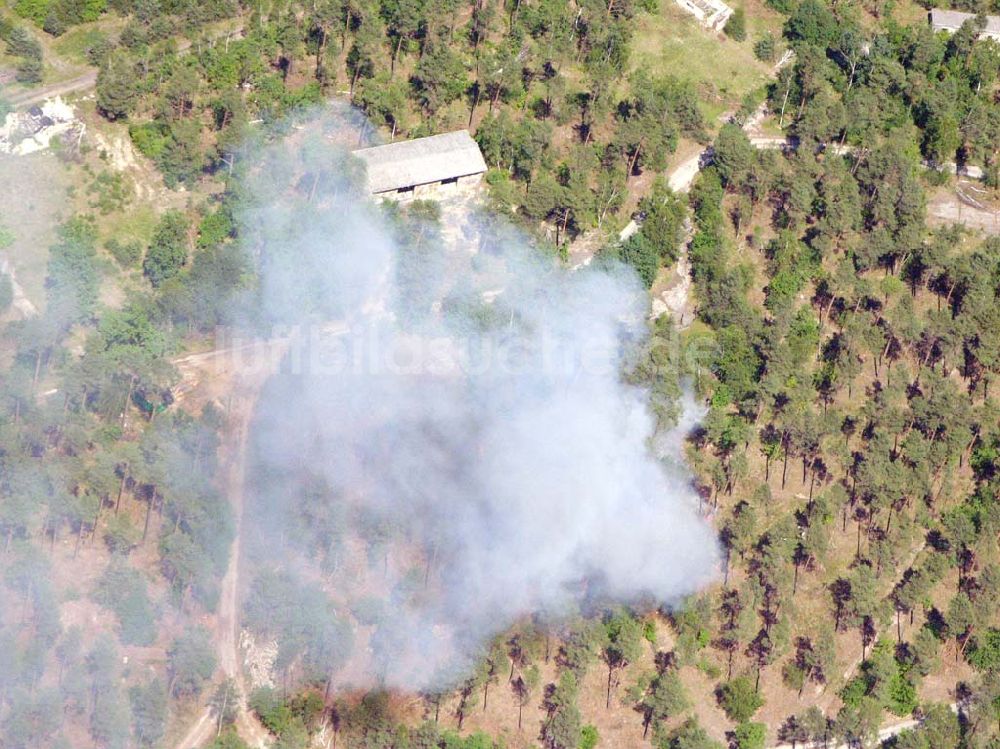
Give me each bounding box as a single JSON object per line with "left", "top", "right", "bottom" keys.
{"left": 667, "top": 150, "right": 707, "bottom": 193}
{"left": 169, "top": 328, "right": 352, "bottom": 749}
{"left": 7, "top": 70, "right": 98, "bottom": 108}
{"left": 771, "top": 703, "right": 960, "bottom": 749}
{"left": 171, "top": 399, "right": 269, "bottom": 749}
{"left": 770, "top": 717, "right": 918, "bottom": 749}
{"left": 7, "top": 23, "right": 244, "bottom": 110}
{"left": 169, "top": 340, "right": 283, "bottom": 749}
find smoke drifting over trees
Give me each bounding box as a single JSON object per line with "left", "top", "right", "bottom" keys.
{"left": 237, "top": 108, "right": 719, "bottom": 690}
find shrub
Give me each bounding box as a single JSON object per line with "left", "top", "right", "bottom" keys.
{"left": 733, "top": 722, "right": 766, "bottom": 749}
{"left": 167, "top": 628, "right": 216, "bottom": 697}
{"left": 725, "top": 7, "right": 747, "bottom": 41}
{"left": 143, "top": 211, "right": 189, "bottom": 287}
{"left": 0, "top": 274, "right": 13, "bottom": 313}
{"left": 88, "top": 171, "right": 131, "bottom": 214}
{"left": 16, "top": 55, "right": 43, "bottom": 83}
{"left": 129, "top": 122, "right": 170, "bottom": 160}
{"left": 643, "top": 620, "right": 657, "bottom": 645}
{"left": 13, "top": 0, "right": 50, "bottom": 26}
{"left": 106, "top": 238, "right": 143, "bottom": 268}
{"left": 102, "top": 514, "right": 139, "bottom": 555}
{"left": 718, "top": 676, "right": 764, "bottom": 722}
{"left": 885, "top": 671, "right": 918, "bottom": 716}
{"left": 754, "top": 32, "right": 777, "bottom": 62}
{"left": 92, "top": 557, "right": 157, "bottom": 645}
{"left": 839, "top": 675, "right": 868, "bottom": 709}
{"left": 197, "top": 209, "right": 234, "bottom": 248}
{"left": 249, "top": 687, "right": 295, "bottom": 735}
{"left": 969, "top": 629, "right": 1000, "bottom": 673}
{"left": 580, "top": 724, "right": 600, "bottom": 749}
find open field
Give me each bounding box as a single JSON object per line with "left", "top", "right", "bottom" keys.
{"left": 631, "top": 0, "right": 783, "bottom": 125}
{"left": 51, "top": 16, "right": 127, "bottom": 65}
{"left": 0, "top": 150, "right": 70, "bottom": 309}
{"left": 929, "top": 180, "right": 1000, "bottom": 235}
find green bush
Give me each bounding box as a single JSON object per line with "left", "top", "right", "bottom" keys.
{"left": 93, "top": 557, "right": 157, "bottom": 645}
{"left": 733, "top": 722, "right": 766, "bottom": 749}
{"left": 143, "top": 211, "right": 189, "bottom": 287}
{"left": 580, "top": 724, "right": 600, "bottom": 749}
{"left": 102, "top": 514, "right": 139, "bottom": 555}
{"left": 249, "top": 687, "right": 296, "bottom": 736}
{"left": 350, "top": 596, "right": 387, "bottom": 626}
{"left": 129, "top": 122, "right": 171, "bottom": 161}
{"left": 885, "top": 671, "right": 918, "bottom": 716}
{"left": 0, "top": 274, "right": 13, "bottom": 313}
{"left": 754, "top": 32, "right": 777, "bottom": 62}
{"left": 6, "top": 27, "right": 44, "bottom": 84}
{"left": 697, "top": 658, "right": 722, "bottom": 680}
{"left": 13, "top": 0, "right": 50, "bottom": 25}
{"left": 725, "top": 7, "right": 747, "bottom": 41}
{"left": 197, "top": 209, "right": 234, "bottom": 248}
{"left": 765, "top": 0, "right": 796, "bottom": 13}
{"left": 88, "top": 171, "right": 131, "bottom": 214}
{"left": 167, "top": 628, "right": 216, "bottom": 697}
{"left": 969, "top": 629, "right": 1000, "bottom": 673}
{"left": 839, "top": 675, "right": 868, "bottom": 709}
{"left": 16, "top": 55, "right": 43, "bottom": 83}
{"left": 106, "top": 238, "right": 143, "bottom": 268}
{"left": 718, "top": 676, "right": 764, "bottom": 722}
{"left": 643, "top": 620, "right": 657, "bottom": 645}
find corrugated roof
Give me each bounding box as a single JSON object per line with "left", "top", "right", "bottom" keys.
{"left": 929, "top": 8, "right": 1000, "bottom": 38}
{"left": 352, "top": 130, "right": 488, "bottom": 194}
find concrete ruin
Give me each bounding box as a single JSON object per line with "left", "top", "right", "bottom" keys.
{"left": 0, "top": 97, "right": 84, "bottom": 156}
{"left": 674, "top": 0, "right": 733, "bottom": 31}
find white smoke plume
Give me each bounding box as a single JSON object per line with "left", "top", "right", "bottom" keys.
{"left": 237, "top": 106, "right": 719, "bottom": 690}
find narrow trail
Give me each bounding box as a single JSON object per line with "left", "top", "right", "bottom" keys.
{"left": 171, "top": 711, "right": 214, "bottom": 749}
{"left": 171, "top": 396, "right": 269, "bottom": 749}
{"left": 169, "top": 338, "right": 289, "bottom": 749}
{"left": 222, "top": 401, "right": 272, "bottom": 748}
{"left": 169, "top": 328, "right": 356, "bottom": 749}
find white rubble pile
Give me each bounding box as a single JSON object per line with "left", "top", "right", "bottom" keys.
{"left": 239, "top": 628, "right": 278, "bottom": 690}
{"left": 0, "top": 97, "right": 84, "bottom": 156}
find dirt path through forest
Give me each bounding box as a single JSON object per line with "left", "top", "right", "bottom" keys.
{"left": 170, "top": 338, "right": 291, "bottom": 749}
{"left": 7, "top": 71, "right": 98, "bottom": 108}
{"left": 171, "top": 395, "right": 270, "bottom": 749}
{"left": 7, "top": 24, "right": 245, "bottom": 110}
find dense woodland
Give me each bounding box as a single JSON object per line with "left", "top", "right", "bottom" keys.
{"left": 1, "top": 0, "right": 1000, "bottom": 746}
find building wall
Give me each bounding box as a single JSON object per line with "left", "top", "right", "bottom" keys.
{"left": 374, "top": 173, "right": 484, "bottom": 202}
{"left": 932, "top": 22, "right": 1000, "bottom": 41}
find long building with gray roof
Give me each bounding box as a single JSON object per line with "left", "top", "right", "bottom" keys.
{"left": 352, "top": 130, "right": 488, "bottom": 201}
{"left": 929, "top": 8, "right": 1000, "bottom": 41}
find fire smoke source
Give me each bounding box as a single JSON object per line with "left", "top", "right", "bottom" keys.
{"left": 239, "top": 108, "right": 719, "bottom": 689}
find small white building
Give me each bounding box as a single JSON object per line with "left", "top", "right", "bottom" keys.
{"left": 674, "top": 0, "right": 733, "bottom": 31}
{"left": 929, "top": 8, "right": 1000, "bottom": 41}
{"left": 352, "top": 130, "right": 488, "bottom": 201}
